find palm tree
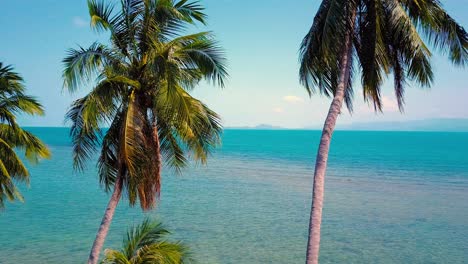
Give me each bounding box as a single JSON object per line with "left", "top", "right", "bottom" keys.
{"left": 299, "top": 1, "right": 467, "bottom": 263}
{"left": 0, "top": 63, "right": 50, "bottom": 208}
{"left": 102, "top": 219, "right": 194, "bottom": 264}
{"left": 62, "top": 1, "right": 227, "bottom": 263}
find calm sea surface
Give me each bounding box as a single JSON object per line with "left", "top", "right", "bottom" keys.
{"left": 1, "top": 128, "right": 467, "bottom": 263}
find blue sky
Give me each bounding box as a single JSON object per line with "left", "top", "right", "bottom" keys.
{"left": 1, "top": 0, "right": 467, "bottom": 128}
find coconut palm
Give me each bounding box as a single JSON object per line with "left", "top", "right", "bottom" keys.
{"left": 62, "top": 0, "right": 226, "bottom": 263}
{"left": 299, "top": 1, "right": 467, "bottom": 263}
{"left": 0, "top": 63, "right": 50, "bottom": 208}
{"left": 102, "top": 219, "right": 194, "bottom": 264}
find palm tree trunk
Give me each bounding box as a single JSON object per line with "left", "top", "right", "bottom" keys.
{"left": 87, "top": 176, "right": 123, "bottom": 264}
{"left": 152, "top": 123, "right": 162, "bottom": 184}
{"left": 151, "top": 122, "right": 162, "bottom": 202}
{"left": 305, "top": 30, "right": 354, "bottom": 264}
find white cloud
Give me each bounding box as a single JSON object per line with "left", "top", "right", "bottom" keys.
{"left": 381, "top": 96, "right": 399, "bottom": 112}
{"left": 283, "top": 95, "right": 304, "bottom": 103}
{"left": 273, "top": 107, "right": 284, "bottom": 113}
{"left": 73, "top": 17, "right": 88, "bottom": 28}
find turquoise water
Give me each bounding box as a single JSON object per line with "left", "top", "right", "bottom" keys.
{"left": 1, "top": 128, "right": 468, "bottom": 263}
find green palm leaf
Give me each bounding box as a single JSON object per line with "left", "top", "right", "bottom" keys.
{"left": 102, "top": 219, "right": 194, "bottom": 264}
{"left": 0, "top": 63, "right": 50, "bottom": 208}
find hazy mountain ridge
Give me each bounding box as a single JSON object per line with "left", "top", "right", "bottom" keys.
{"left": 341, "top": 118, "right": 468, "bottom": 132}
{"left": 227, "top": 124, "right": 285, "bottom": 130}
{"left": 227, "top": 119, "right": 468, "bottom": 132}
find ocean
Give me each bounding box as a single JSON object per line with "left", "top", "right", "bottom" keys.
{"left": 0, "top": 128, "right": 467, "bottom": 263}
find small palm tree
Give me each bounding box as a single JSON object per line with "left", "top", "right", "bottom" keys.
{"left": 62, "top": 1, "right": 227, "bottom": 263}
{"left": 102, "top": 219, "right": 193, "bottom": 264}
{"left": 0, "top": 62, "right": 50, "bottom": 208}
{"left": 299, "top": 1, "right": 467, "bottom": 263}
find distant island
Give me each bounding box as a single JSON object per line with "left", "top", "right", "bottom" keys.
{"left": 227, "top": 119, "right": 468, "bottom": 132}
{"left": 227, "top": 124, "right": 285, "bottom": 130}
{"left": 340, "top": 118, "right": 468, "bottom": 132}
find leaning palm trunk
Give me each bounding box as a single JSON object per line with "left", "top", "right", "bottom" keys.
{"left": 152, "top": 123, "right": 162, "bottom": 195}
{"left": 305, "top": 30, "right": 353, "bottom": 264}
{"left": 301, "top": 1, "right": 468, "bottom": 263}
{"left": 88, "top": 177, "right": 123, "bottom": 264}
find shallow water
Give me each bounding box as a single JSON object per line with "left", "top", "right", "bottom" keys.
{"left": 1, "top": 129, "right": 467, "bottom": 263}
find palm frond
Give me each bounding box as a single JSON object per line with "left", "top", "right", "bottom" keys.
{"left": 0, "top": 158, "right": 23, "bottom": 208}
{"left": 102, "top": 219, "right": 194, "bottom": 264}
{"left": 386, "top": 0, "right": 433, "bottom": 87}
{"left": 0, "top": 121, "right": 50, "bottom": 165}
{"left": 122, "top": 219, "right": 170, "bottom": 259}
{"left": 400, "top": 0, "right": 468, "bottom": 66}
{"left": 0, "top": 138, "right": 28, "bottom": 181}
{"left": 0, "top": 63, "right": 25, "bottom": 94}
{"left": 65, "top": 80, "right": 121, "bottom": 170}
{"left": 157, "top": 119, "right": 188, "bottom": 173}
{"left": 0, "top": 138, "right": 29, "bottom": 207}
{"left": 63, "top": 42, "right": 117, "bottom": 92}
{"left": 355, "top": 0, "right": 390, "bottom": 110}
{"left": 173, "top": 32, "right": 228, "bottom": 88}
{"left": 391, "top": 49, "right": 406, "bottom": 111}
{"left": 0, "top": 62, "right": 50, "bottom": 207}
{"left": 88, "top": 0, "right": 116, "bottom": 32}
{"left": 174, "top": 0, "right": 207, "bottom": 24}
{"left": 152, "top": 0, "right": 207, "bottom": 40}
{"left": 65, "top": 0, "right": 225, "bottom": 214}
{"left": 299, "top": 0, "right": 355, "bottom": 100}
{"left": 156, "top": 84, "right": 222, "bottom": 165}
{"left": 300, "top": 0, "right": 465, "bottom": 113}
{"left": 0, "top": 94, "right": 44, "bottom": 116}
{"left": 98, "top": 110, "right": 122, "bottom": 191}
